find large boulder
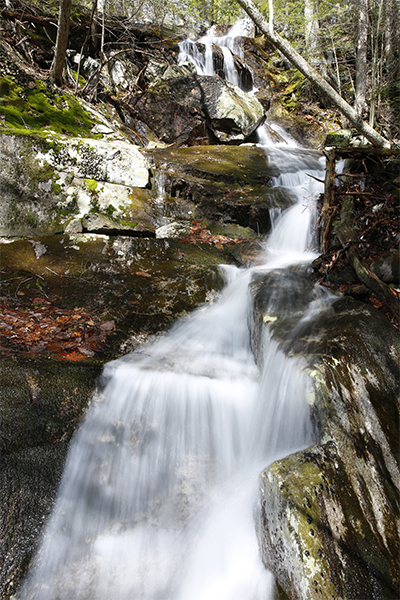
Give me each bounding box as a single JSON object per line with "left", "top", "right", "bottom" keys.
{"left": 196, "top": 75, "right": 265, "bottom": 142}
{"left": 130, "top": 73, "right": 266, "bottom": 145}
{"left": 128, "top": 90, "right": 208, "bottom": 146}
{"left": 0, "top": 133, "right": 151, "bottom": 237}
{"left": 250, "top": 269, "right": 400, "bottom": 600}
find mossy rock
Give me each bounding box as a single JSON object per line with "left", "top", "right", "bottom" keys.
{"left": 324, "top": 129, "right": 353, "bottom": 148}
{"left": 0, "top": 133, "right": 150, "bottom": 237}
{"left": 0, "top": 77, "right": 97, "bottom": 138}
{"left": 261, "top": 442, "right": 398, "bottom": 600}
{"left": 251, "top": 271, "right": 400, "bottom": 600}
{"left": 0, "top": 234, "right": 230, "bottom": 360}
{"left": 146, "top": 145, "right": 322, "bottom": 234}
{"left": 147, "top": 145, "right": 280, "bottom": 183}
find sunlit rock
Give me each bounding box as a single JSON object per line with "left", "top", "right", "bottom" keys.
{"left": 134, "top": 73, "right": 265, "bottom": 145}
{"left": 0, "top": 133, "right": 150, "bottom": 237}
{"left": 155, "top": 221, "right": 191, "bottom": 238}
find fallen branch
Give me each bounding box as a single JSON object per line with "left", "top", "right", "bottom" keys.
{"left": 321, "top": 148, "right": 336, "bottom": 253}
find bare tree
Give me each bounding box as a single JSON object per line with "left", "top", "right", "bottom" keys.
{"left": 354, "top": 0, "right": 368, "bottom": 116}
{"left": 234, "top": 0, "right": 391, "bottom": 148}
{"left": 75, "top": 0, "right": 98, "bottom": 93}
{"left": 51, "top": 0, "right": 72, "bottom": 85}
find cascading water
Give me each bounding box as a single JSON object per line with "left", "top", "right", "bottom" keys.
{"left": 178, "top": 19, "right": 250, "bottom": 85}
{"left": 18, "top": 141, "right": 325, "bottom": 600}
{"left": 18, "top": 23, "right": 327, "bottom": 600}
{"left": 178, "top": 20, "right": 300, "bottom": 146}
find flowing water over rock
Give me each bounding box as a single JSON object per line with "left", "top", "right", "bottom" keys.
{"left": 18, "top": 141, "right": 326, "bottom": 599}
{"left": 178, "top": 19, "right": 250, "bottom": 82}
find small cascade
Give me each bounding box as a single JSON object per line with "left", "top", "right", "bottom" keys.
{"left": 178, "top": 20, "right": 304, "bottom": 147}
{"left": 19, "top": 137, "right": 326, "bottom": 600}
{"left": 178, "top": 18, "right": 251, "bottom": 87}
{"left": 18, "top": 17, "right": 327, "bottom": 598}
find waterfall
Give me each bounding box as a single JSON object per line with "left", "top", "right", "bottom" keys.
{"left": 18, "top": 139, "right": 325, "bottom": 599}
{"left": 178, "top": 19, "right": 250, "bottom": 84}
{"left": 18, "top": 19, "right": 327, "bottom": 598}
{"left": 178, "top": 21, "right": 302, "bottom": 145}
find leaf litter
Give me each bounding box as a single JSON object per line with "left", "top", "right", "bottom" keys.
{"left": 0, "top": 297, "right": 115, "bottom": 360}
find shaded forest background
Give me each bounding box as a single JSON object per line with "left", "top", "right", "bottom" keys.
{"left": 1, "top": 0, "right": 399, "bottom": 142}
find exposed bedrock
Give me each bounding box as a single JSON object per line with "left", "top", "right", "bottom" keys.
{"left": 250, "top": 268, "right": 400, "bottom": 600}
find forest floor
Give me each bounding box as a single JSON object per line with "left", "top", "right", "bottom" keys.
{"left": 313, "top": 150, "right": 399, "bottom": 329}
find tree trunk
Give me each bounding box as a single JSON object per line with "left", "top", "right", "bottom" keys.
{"left": 304, "top": 0, "right": 327, "bottom": 77}
{"left": 50, "top": 0, "right": 72, "bottom": 85}
{"left": 354, "top": 0, "right": 368, "bottom": 117}
{"left": 384, "top": 0, "right": 400, "bottom": 72}
{"left": 75, "top": 0, "right": 98, "bottom": 93}
{"left": 369, "top": 0, "right": 384, "bottom": 129}
{"left": 235, "top": 0, "right": 391, "bottom": 148}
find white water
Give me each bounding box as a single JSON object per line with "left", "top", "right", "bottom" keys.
{"left": 19, "top": 142, "right": 325, "bottom": 600}
{"left": 19, "top": 22, "right": 327, "bottom": 599}
{"left": 178, "top": 19, "right": 250, "bottom": 85}
{"left": 178, "top": 21, "right": 305, "bottom": 148}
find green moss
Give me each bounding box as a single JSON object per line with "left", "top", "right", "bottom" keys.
{"left": 105, "top": 204, "right": 116, "bottom": 217}
{"left": 267, "top": 453, "right": 337, "bottom": 598}
{"left": 33, "top": 162, "right": 55, "bottom": 183}
{"left": 51, "top": 181, "right": 62, "bottom": 195}
{"left": 147, "top": 146, "right": 280, "bottom": 184}
{"left": 120, "top": 220, "right": 138, "bottom": 228}
{"left": 83, "top": 179, "right": 98, "bottom": 192}
{"left": 0, "top": 77, "right": 20, "bottom": 99}
{"left": 25, "top": 211, "right": 39, "bottom": 228}
{"left": 0, "top": 77, "right": 96, "bottom": 137}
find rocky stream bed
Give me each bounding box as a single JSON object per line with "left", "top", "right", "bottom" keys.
{"left": 0, "top": 6, "right": 399, "bottom": 599}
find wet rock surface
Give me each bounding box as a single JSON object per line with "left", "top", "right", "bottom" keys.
{"left": 0, "top": 358, "right": 101, "bottom": 599}
{"left": 0, "top": 235, "right": 228, "bottom": 360}
{"left": 146, "top": 145, "right": 320, "bottom": 233}
{"left": 251, "top": 269, "right": 400, "bottom": 600}
{"left": 0, "top": 234, "right": 230, "bottom": 598}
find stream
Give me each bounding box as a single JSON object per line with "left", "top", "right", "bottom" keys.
{"left": 18, "top": 23, "right": 327, "bottom": 600}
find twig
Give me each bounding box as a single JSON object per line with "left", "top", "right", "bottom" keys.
{"left": 306, "top": 172, "right": 325, "bottom": 183}
{"left": 45, "top": 266, "right": 61, "bottom": 276}
{"left": 359, "top": 217, "right": 389, "bottom": 238}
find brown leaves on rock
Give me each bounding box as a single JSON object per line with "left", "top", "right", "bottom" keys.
{"left": 0, "top": 298, "right": 115, "bottom": 360}
{"left": 180, "top": 221, "right": 246, "bottom": 249}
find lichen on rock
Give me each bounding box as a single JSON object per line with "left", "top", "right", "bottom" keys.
{"left": 251, "top": 271, "right": 400, "bottom": 600}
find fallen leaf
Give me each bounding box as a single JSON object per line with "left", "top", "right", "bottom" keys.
{"left": 100, "top": 320, "right": 115, "bottom": 332}
{"left": 136, "top": 271, "right": 152, "bottom": 278}
{"left": 76, "top": 346, "right": 95, "bottom": 357}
